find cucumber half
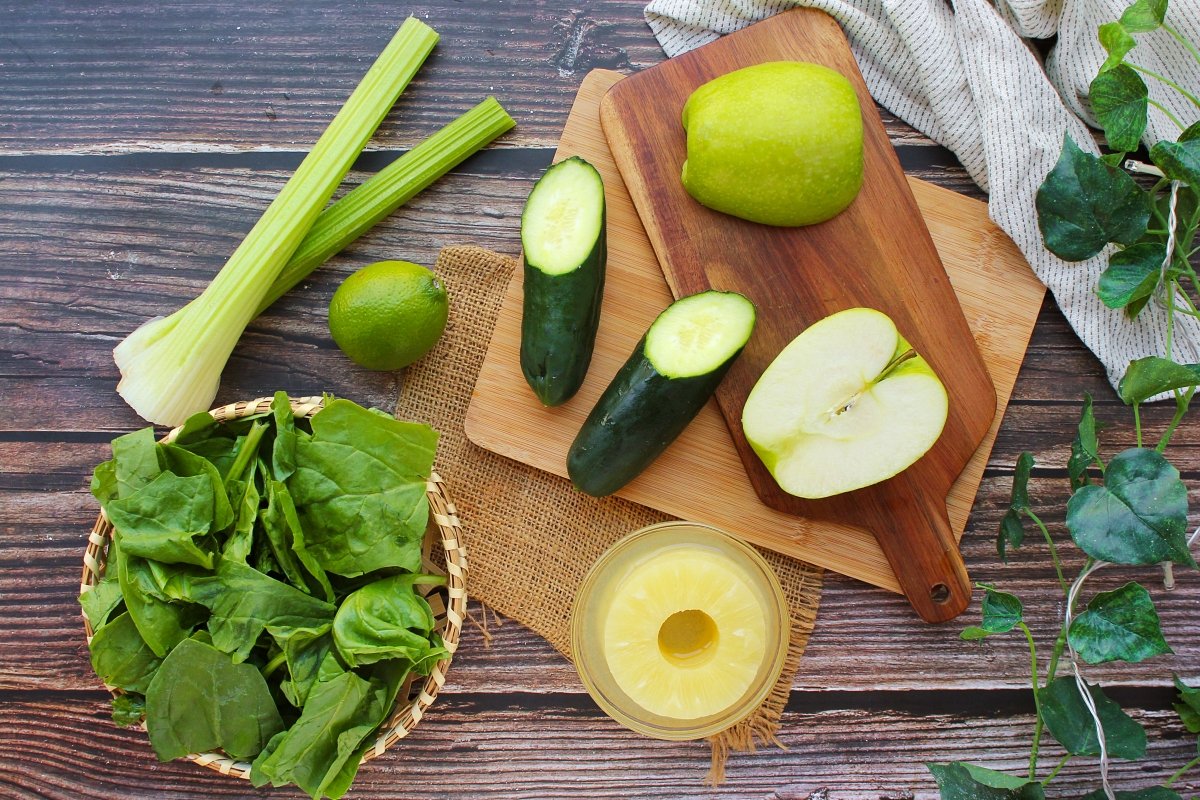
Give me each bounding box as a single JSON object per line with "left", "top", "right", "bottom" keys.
{"left": 567, "top": 290, "right": 756, "bottom": 497}
{"left": 520, "top": 156, "right": 607, "bottom": 406}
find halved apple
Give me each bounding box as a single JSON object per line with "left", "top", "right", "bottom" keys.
{"left": 741, "top": 308, "right": 948, "bottom": 499}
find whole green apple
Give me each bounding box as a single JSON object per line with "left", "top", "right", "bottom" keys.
{"left": 681, "top": 61, "right": 864, "bottom": 227}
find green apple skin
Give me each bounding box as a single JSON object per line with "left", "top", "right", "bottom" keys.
{"left": 681, "top": 61, "right": 864, "bottom": 227}
{"left": 741, "top": 308, "right": 948, "bottom": 499}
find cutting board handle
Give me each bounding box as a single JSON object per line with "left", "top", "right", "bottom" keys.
{"left": 871, "top": 478, "right": 972, "bottom": 623}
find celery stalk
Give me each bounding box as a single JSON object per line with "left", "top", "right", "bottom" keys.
{"left": 114, "top": 18, "right": 439, "bottom": 426}
{"left": 255, "top": 96, "right": 515, "bottom": 316}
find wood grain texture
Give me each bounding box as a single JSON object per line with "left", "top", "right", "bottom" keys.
{"left": 1, "top": 695, "right": 1197, "bottom": 798}
{"left": 5, "top": 0, "right": 1200, "bottom": 794}
{"left": 598, "top": 10, "right": 998, "bottom": 621}
{"left": 465, "top": 69, "right": 1045, "bottom": 601}
{"left": 0, "top": 0, "right": 945, "bottom": 155}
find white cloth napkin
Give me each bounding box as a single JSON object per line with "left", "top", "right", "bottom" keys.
{"left": 643, "top": 0, "right": 1200, "bottom": 393}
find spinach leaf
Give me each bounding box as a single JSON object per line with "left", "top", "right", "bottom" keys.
{"left": 266, "top": 478, "right": 334, "bottom": 602}
{"left": 1036, "top": 135, "right": 1150, "bottom": 261}
{"left": 1090, "top": 64, "right": 1148, "bottom": 153}
{"left": 1068, "top": 581, "right": 1172, "bottom": 664}
{"left": 262, "top": 476, "right": 320, "bottom": 595}
{"left": 88, "top": 611, "right": 163, "bottom": 694}
{"left": 115, "top": 538, "right": 199, "bottom": 657}
{"left": 111, "top": 427, "right": 164, "bottom": 499}
{"left": 251, "top": 662, "right": 402, "bottom": 799}
{"left": 145, "top": 636, "right": 284, "bottom": 761}
{"left": 160, "top": 444, "right": 234, "bottom": 534}
{"left": 276, "top": 624, "right": 335, "bottom": 709}
{"left": 106, "top": 472, "right": 216, "bottom": 568}
{"left": 1065, "top": 447, "right": 1194, "bottom": 566}
{"left": 163, "top": 557, "right": 335, "bottom": 662}
{"left": 91, "top": 459, "right": 119, "bottom": 506}
{"left": 79, "top": 575, "right": 125, "bottom": 631}
{"left": 272, "top": 391, "right": 300, "bottom": 482}
{"left": 222, "top": 461, "right": 259, "bottom": 564}
{"left": 927, "top": 762, "right": 1045, "bottom": 799}
{"left": 111, "top": 693, "right": 146, "bottom": 727}
{"left": 332, "top": 574, "right": 448, "bottom": 668}
{"left": 1040, "top": 676, "right": 1146, "bottom": 759}
{"left": 290, "top": 399, "right": 437, "bottom": 576}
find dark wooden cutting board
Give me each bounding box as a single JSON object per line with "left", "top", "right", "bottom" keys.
{"left": 599, "top": 9, "right": 996, "bottom": 622}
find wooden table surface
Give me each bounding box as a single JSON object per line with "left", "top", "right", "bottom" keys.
{"left": 1, "top": 2, "right": 1197, "bottom": 798}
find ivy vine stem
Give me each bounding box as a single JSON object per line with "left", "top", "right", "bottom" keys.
{"left": 1165, "top": 753, "right": 1200, "bottom": 787}
{"left": 1157, "top": 386, "right": 1196, "bottom": 452}
{"left": 1018, "top": 621, "right": 1043, "bottom": 781}
{"left": 1161, "top": 20, "right": 1200, "bottom": 68}
{"left": 1129, "top": 63, "right": 1200, "bottom": 109}
{"left": 1025, "top": 509, "right": 1068, "bottom": 594}
{"left": 1041, "top": 753, "right": 1071, "bottom": 786}
{"left": 1147, "top": 98, "right": 1187, "bottom": 129}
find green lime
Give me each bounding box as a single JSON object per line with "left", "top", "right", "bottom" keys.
{"left": 328, "top": 260, "right": 449, "bottom": 371}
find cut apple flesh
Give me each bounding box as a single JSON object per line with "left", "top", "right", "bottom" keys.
{"left": 602, "top": 547, "right": 768, "bottom": 720}
{"left": 742, "top": 307, "right": 948, "bottom": 499}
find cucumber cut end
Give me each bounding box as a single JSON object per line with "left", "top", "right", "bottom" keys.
{"left": 521, "top": 156, "right": 606, "bottom": 276}
{"left": 645, "top": 291, "right": 756, "bottom": 379}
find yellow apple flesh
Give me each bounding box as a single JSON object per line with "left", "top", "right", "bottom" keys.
{"left": 741, "top": 308, "right": 948, "bottom": 498}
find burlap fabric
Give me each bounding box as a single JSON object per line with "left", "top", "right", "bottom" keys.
{"left": 394, "top": 245, "right": 824, "bottom": 780}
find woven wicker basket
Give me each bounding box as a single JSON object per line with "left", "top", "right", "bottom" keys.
{"left": 78, "top": 395, "right": 468, "bottom": 779}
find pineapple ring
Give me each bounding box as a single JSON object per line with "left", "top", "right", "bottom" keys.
{"left": 602, "top": 547, "right": 769, "bottom": 720}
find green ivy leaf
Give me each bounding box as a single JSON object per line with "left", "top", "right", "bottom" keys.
{"left": 999, "top": 452, "right": 1034, "bottom": 561}
{"left": 1090, "top": 65, "right": 1149, "bottom": 152}
{"left": 1080, "top": 788, "right": 1182, "bottom": 800}
{"left": 1120, "top": 0, "right": 1168, "bottom": 32}
{"left": 1175, "top": 675, "right": 1200, "bottom": 733}
{"left": 1181, "top": 120, "right": 1200, "bottom": 142}
{"left": 1037, "top": 136, "right": 1151, "bottom": 261}
{"left": 1069, "top": 394, "right": 1100, "bottom": 491}
{"left": 1099, "top": 22, "right": 1138, "bottom": 72}
{"left": 1040, "top": 676, "right": 1147, "bottom": 759}
{"left": 927, "top": 762, "right": 1046, "bottom": 799}
{"left": 1065, "top": 448, "right": 1194, "bottom": 567}
{"left": 1118, "top": 357, "right": 1200, "bottom": 405}
{"left": 1097, "top": 242, "right": 1166, "bottom": 314}
{"left": 961, "top": 585, "right": 1024, "bottom": 641}
{"left": 1068, "top": 582, "right": 1173, "bottom": 664}
{"left": 1150, "top": 138, "right": 1200, "bottom": 187}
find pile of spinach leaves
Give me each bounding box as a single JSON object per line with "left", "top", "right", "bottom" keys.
{"left": 81, "top": 392, "right": 447, "bottom": 800}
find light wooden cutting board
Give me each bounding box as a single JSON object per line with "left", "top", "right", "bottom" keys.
{"left": 464, "top": 69, "right": 1045, "bottom": 595}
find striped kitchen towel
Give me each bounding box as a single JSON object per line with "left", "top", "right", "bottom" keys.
{"left": 643, "top": 0, "right": 1200, "bottom": 393}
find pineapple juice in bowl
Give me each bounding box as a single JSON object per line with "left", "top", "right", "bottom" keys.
{"left": 571, "top": 522, "right": 789, "bottom": 740}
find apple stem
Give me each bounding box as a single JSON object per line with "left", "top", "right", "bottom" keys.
{"left": 880, "top": 348, "right": 918, "bottom": 379}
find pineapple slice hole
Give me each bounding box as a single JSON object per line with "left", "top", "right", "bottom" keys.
{"left": 657, "top": 609, "right": 719, "bottom": 668}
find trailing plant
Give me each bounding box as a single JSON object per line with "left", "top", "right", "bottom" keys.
{"left": 931, "top": 1, "right": 1200, "bottom": 797}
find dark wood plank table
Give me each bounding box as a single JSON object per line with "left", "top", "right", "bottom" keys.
{"left": 1, "top": 2, "right": 1197, "bottom": 797}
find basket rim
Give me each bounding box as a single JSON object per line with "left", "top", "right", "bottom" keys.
{"left": 78, "top": 395, "right": 468, "bottom": 780}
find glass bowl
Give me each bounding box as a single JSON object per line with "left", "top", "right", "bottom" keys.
{"left": 571, "top": 521, "right": 789, "bottom": 740}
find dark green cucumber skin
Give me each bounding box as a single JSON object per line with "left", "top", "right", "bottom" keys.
{"left": 520, "top": 226, "right": 606, "bottom": 406}
{"left": 567, "top": 336, "right": 743, "bottom": 497}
